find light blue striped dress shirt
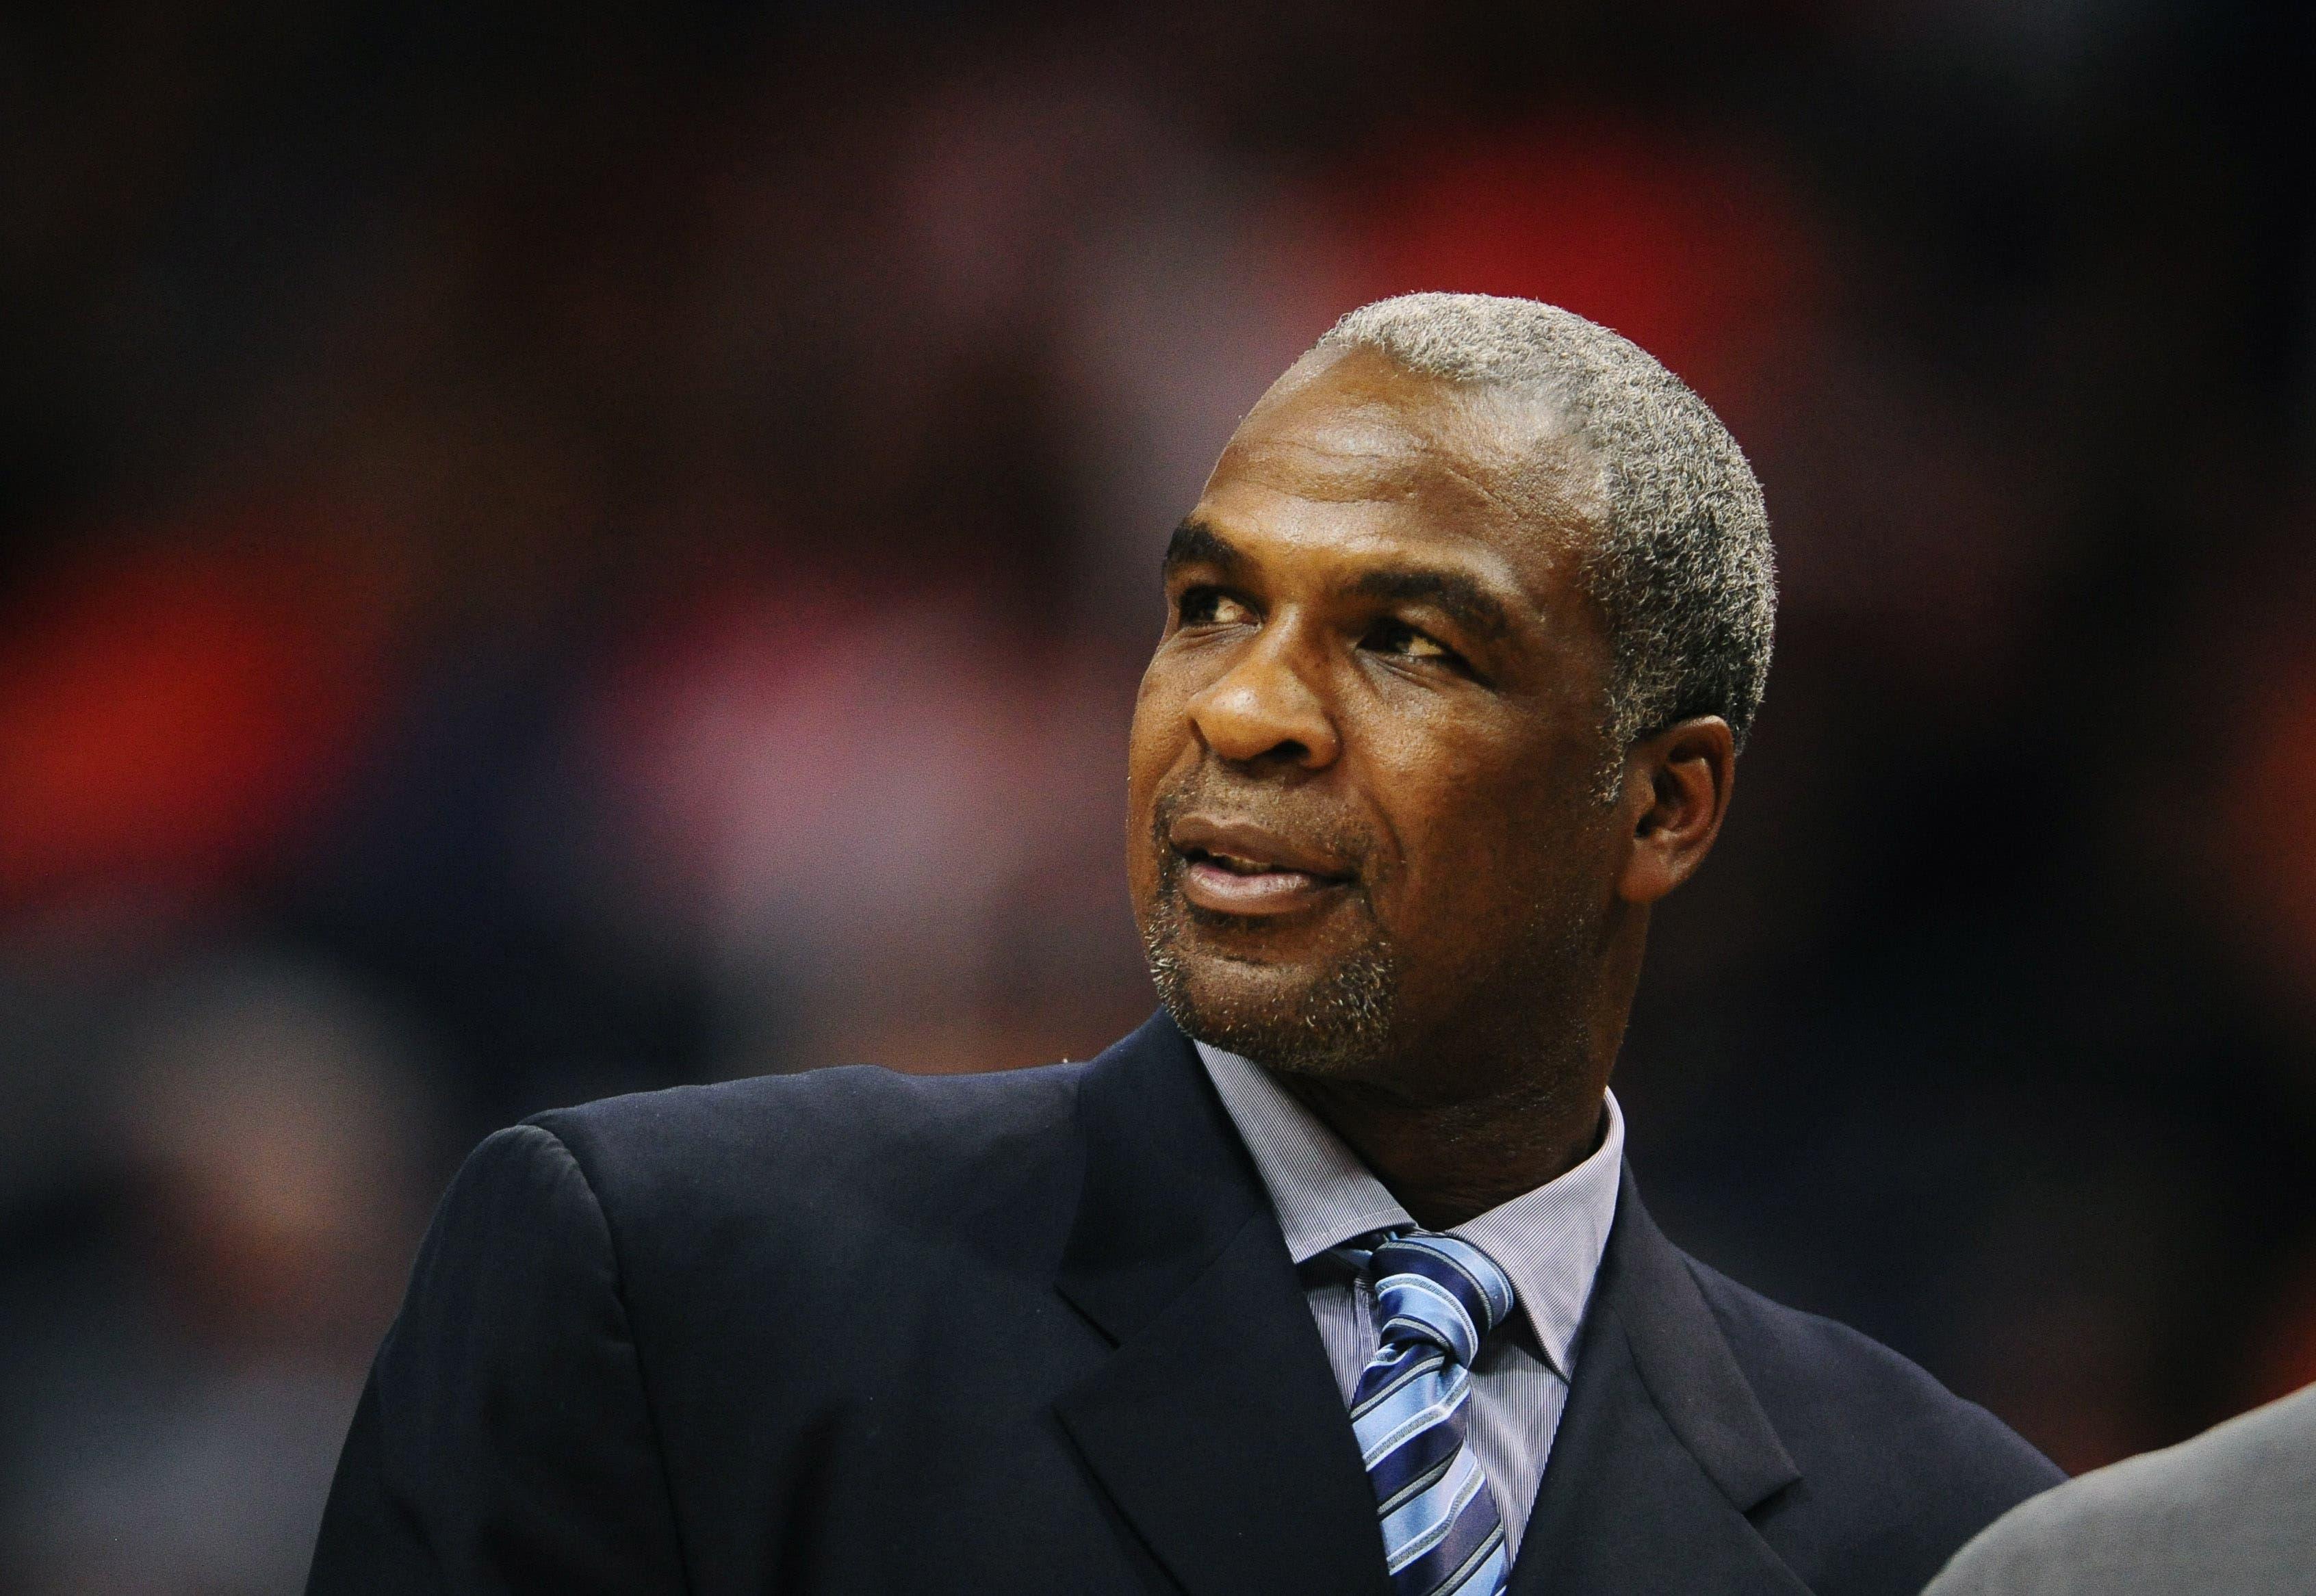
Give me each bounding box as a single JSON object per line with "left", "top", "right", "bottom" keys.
{"left": 1196, "top": 1042, "right": 1624, "bottom": 1560}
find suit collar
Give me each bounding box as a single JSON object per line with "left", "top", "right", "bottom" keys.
{"left": 1053, "top": 1012, "right": 1268, "bottom": 1343}
{"left": 1509, "top": 1169, "right": 1805, "bottom": 1595}
{"left": 1598, "top": 1170, "right": 1799, "bottom": 1512}
{"left": 1053, "top": 1013, "right": 1393, "bottom": 1596}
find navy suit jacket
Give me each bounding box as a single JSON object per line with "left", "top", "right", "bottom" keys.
{"left": 309, "top": 1012, "right": 2061, "bottom": 1593}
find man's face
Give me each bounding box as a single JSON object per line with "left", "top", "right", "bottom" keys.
{"left": 1127, "top": 346, "right": 1630, "bottom": 1098}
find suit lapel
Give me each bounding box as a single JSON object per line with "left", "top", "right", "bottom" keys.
{"left": 1053, "top": 1014, "right": 1391, "bottom": 1596}
{"left": 1509, "top": 1171, "right": 1807, "bottom": 1596}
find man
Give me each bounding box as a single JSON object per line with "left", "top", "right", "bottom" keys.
{"left": 309, "top": 293, "right": 2060, "bottom": 1594}
{"left": 1923, "top": 1381, "right": 2316, "bottom": 1595}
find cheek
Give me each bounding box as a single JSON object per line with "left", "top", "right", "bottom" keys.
{"left": 1122, "top": 669, "right": 1190, "bottom": 894}
{"left": 1365, "top": 724, "right": 1574, "bottom": 924}
{"left": 1124, "top": 673, "right": 1179, "bottom": 801}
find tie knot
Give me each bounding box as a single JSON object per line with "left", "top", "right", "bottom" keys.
{"left": 1365, "top": 1233, "right": 1514, "bottom": 1369}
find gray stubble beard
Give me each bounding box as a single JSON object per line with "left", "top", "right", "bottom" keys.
{"left": 1140, "top": 864, "right": 1404, "bottom": 1079}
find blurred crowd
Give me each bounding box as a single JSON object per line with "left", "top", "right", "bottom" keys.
{"left": 1, "top": 2, "right": 2311, "bottom": 1588}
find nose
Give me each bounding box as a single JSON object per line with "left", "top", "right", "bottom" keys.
{"left": 1187, "top": 623, "right": 1341, "bottom": 770}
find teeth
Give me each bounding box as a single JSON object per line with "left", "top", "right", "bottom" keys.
{"left": 1181, "top": 843, "right": 1334, "bottom": 879}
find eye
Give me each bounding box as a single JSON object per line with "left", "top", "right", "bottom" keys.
{"left": 1365, "top": 618, "right": 1459, "bottom": 665}
{"left": 1179, "top": 587, "right": 1255, "bottom": 627}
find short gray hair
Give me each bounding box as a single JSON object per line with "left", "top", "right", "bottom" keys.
{"left": 1315, "top": 292, "right": 1775, "bottom": 758}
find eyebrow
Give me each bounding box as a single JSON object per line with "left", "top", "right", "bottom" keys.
{"left": 1350, "top": 567, "right": 1513, "bottom": 641}
{"left": 1163, "top": 516, "right": 1516, "bottom": 642}
{"left": 1161, "top": 518, "right": 1246, "bottom": 577}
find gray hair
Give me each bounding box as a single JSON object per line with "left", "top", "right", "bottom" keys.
{"left": 1314, "top": 292, "right": 1775, "bottom": 761}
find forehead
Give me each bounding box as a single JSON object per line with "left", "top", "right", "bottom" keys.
{"left": 1196, "top": 347, "right": 1601, "bottom": 587}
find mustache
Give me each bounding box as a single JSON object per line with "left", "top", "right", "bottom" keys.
{"left": 1148, "top": 777, "right": 1380, "bottom": 886}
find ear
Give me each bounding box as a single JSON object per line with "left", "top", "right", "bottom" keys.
{"left": 1614, "top": 716, "right": 1737, "bottom": 905}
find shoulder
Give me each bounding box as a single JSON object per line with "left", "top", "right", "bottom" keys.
{"left": 1690, "top": 1256, "right": 2051, "bottom": 1478}
{"left": 531, "top": 1057, "right": 1088, "bottom": 1164}
{"left": 1925, "top": 1383, "right": 2316, "bottom": 1595}
{"left": 1684, "top": 1256, "right": 2065, "bottom": 1584}
{"left": 500, "top": 1059, "right": 1090, "bottom": 1261}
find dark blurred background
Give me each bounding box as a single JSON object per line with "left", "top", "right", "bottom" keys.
{"left": 3, "top": 1, "right": 2313, "bottom": 1586}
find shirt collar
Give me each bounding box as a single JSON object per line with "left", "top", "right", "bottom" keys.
{"left": 1197, "top": 1040, "right": 1623, "bottom": 1380}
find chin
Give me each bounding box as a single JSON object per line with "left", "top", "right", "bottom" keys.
{"left": 1142, "top": 901, "right": 1401, "bottom": 1079}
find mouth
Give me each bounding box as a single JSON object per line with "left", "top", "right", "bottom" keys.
{"left": 1168, "top": 817, "right": 1356, "bottom": 918}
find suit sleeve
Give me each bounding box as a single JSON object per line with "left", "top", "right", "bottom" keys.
{"left": 307, "top": 1124, "right": 690, "bottom": 1594}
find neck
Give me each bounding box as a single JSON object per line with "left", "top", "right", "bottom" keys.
{"left": 1265, "top": 904, "right": 1647, "bottom": 1227}
{"left": 1278, "top": 1066, "right": 1608, "bottom": 1230}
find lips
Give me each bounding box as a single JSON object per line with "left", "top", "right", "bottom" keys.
{"left": 1168, "top": 815, "right": 1354, "bottom": 917}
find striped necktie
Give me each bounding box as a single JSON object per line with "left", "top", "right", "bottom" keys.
{"left": 1347, "top": 1231, "right": 1516, "bottom": 1596}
